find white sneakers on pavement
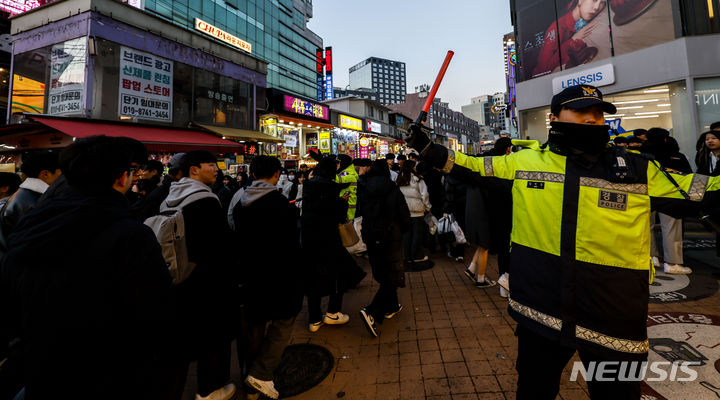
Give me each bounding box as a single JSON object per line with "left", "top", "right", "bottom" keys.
{"left": 309, "top": 312, "right": 350, "bottom": 332}
{"left": 663, "top": 262, "right": 692, "bottom": 275}
{"left": 652, "top": 256, "right": 661, "bottom": 268}
{"left": 195, "top": 383, "right": 236, "bottom": 400}
{"left": 245, "top": 375, "right": 279, "bottom": 399}
{"left": 323, "top": 312, "right": 350, "bottom": 325}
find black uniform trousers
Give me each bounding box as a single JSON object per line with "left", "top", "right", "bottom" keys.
{"left": 515, "top": 326, "right": 643, "bottom": 400}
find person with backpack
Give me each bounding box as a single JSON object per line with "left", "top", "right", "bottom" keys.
{"left": 230, "top": 156, "right": 303, "bottom": 400}
{"left": 357, "top": 160, "right": 411, "bottom": 337}
{"left": 0, "top": 136, "right": 173, "bottom": 399}
{"left": 161, "top": 150, "right": 237, "bottom": 400}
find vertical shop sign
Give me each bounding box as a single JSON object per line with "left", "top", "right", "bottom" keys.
{"left": 118, "top": 47, "right": 173, "bottom": 122}
{"left": 316, "top": 48, "right": 324, "bottom": 101}
{"left": 49, "top": 38, "right": 85, "bottom": 116}
{"left": 319, "top": 131, "right": 331, "bottom": 154}
{"left": 359, "top": 136, "right": 369, "bottom": 158}
{"left": 324, "top": 46, "right": 333, "bottom": 100}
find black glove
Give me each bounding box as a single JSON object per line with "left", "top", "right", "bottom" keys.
{"left": 406, "top": 123, "right": 432, "bottom": 154}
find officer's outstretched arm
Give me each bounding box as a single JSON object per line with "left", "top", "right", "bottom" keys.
{"left": 647, "top": 161, "right": 720, "bottom": 218}
{"left": 406, "top": 123, "right": 516, "bottom": 180}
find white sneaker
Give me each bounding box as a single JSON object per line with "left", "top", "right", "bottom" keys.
{"left": 245, "top": 375, "right": 279, "bottom": 399}
{"left": 323, "top": 312, "right": 350, "bottom": 325}
{"left": 663, "top": 263, "right": 692, "bottom": 275}
{"left": 308, "top": 320, "right": 323, "bottom": 332}
{"left": 652, "top": 256, "right": 661, "bottom": 268}
{"left": 499, "top": 287, "right": 509, "bottom": 298}
{"left": 195, "top": 383, "right": 237, "bottom": 400}
{"left": 498, "top": 273, "right": 510, "bottom": 292}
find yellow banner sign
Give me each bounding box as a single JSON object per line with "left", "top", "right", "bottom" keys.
{"left": 319, "top": 131, "right": 331, "bottom": 153}
{"left": 195, "top": 18, "right": 252, "bottom": 53}
{"left": 339, "top": 114, "right": 362, "bottom": 131}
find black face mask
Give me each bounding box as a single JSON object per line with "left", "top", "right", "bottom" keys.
{"left": 548, "top": 121, "right": 610, "bottom": 155}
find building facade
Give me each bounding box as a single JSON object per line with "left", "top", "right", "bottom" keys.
{"left": 348, "top": 57, "right": 406, "bottom": 106}
{"left": 332, "top": 87, "right": 379, "bottom": 103}
{"left": 390, "top": 91, "right": 480, "bottom": 153}
{"left": 142, "top": 0, "right": 322, "bottom": 99}
{"left": 511, "top": 0, "right": 720, "bottom": 163}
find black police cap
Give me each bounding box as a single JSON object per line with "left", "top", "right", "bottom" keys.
{"left": 551, "top": 84, "right": 617, "bottom": 115}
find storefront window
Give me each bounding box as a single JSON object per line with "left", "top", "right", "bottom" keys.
{"left": 194, "top": 70, "right": 251, "bottom": 128}
{"left": 11, "top": 37, "right": 87, "bottom": 121}
{"left": 520, "top": 82, "right": 696, "bottom": 157}
{"left": 695, "top": 77, "right": 720, "bottom": 131}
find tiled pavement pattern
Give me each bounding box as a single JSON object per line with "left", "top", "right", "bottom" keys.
{"left": 284, "top": 251, "right": 588, "bottom": 400}
{"left": 183, "top": 245, "right": 720, "bottom": 400}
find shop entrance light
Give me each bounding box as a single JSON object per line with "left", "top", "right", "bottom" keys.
{"left": 643, "top": 88, "right": 669, "bottom": 94}
{"left": 613, "top": 99, "right": 660, "bottom": 105}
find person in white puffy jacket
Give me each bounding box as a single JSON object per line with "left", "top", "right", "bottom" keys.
{"left": 397, "top": 160, "right": 432, "bottom": 264}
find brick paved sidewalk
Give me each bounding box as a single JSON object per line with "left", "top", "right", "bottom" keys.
{"left": 183, "top": 246, "right": 720, "bottom": 399}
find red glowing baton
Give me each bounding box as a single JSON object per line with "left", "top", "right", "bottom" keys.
{"left": 416, "top": 50, "right": 455, "bottom": 125}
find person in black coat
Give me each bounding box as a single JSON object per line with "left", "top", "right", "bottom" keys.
{"left": 0, "top": 136, "right": 173, "bottom": 400}
{"left": 301, "top": 157, "right": 353, "bottom": 332}
{"left": 443, "top": 172, "right": 469, "bottom": 261}
{"left": 695, "top": 130, "right": 720, "bottom": 176}
{"left": 231, "top": 156, "right": 303, "bottom": 399}
{"left": 358, "top": 160, "right": 411, "bottom": 337}
{"left": 131, "top": 153, "right": 185, "bottom": 222}
{"left": 165, "top": 151, "right": 237, "bottom": 400}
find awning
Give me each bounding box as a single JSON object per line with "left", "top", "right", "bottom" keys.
{"left": 264, "top": 114, "right": 335, "bottom": 130}
{"left": 28, "top": 115, "right": 245, "bottom": 153}
{"left": 193, "top": 123, "right": 284, "bottom": 143}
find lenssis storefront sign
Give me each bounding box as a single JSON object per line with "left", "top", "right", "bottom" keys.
{"left": 340, "top": 114, "right": 362, "bottom": 131}
{"left": 283, "top": 95, "right": 329, "bottom": 121}
{"left": 195, "top": 18, "right": 252, "bottom": 53}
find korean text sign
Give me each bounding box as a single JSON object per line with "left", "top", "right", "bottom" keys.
{"left": 119, "top": 47, "right": 173, "bottom": 122}
{"left": 49, "top": 38, "right": 85, "bottom": 116}
{"left": 283, "top": 95, "right": 329, "bottom": 121}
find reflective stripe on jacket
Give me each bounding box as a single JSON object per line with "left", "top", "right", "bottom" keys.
{"left": 336, "top": 165, "right": 358, "bottom": 220}
{"left": 446, "top": 145, "right": 720, "bottom": 359}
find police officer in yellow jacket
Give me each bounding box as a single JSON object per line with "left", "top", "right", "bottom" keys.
{"left": 336, "top": 154, "right": 358, "bottom": 220}
{"left": 407, "top": 84, "right": 720, "bottom": 400}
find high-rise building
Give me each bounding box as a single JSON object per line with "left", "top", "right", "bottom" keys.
{"left": 143, "top": 0, "right": 323, "bottom": 99}
{"left": 348, "top": 57, "right": 406, "bottom": 106}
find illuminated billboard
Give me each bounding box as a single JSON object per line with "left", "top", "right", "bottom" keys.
{"left": 516, "top": 0, "right": 675, "bottom": 82}
{"left": 0, "top": 0, "right": 47, "bottom": 15}
{"left": 11, "top": 74, "right": 45, "bottom": 114}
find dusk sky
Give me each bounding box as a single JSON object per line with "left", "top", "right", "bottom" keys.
{"left": 307, "top": 0, "right": 514, "bottom": 111}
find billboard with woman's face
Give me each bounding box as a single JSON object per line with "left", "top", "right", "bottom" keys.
{"left": 516, "top": 0, "right": 675, "bottom": 81}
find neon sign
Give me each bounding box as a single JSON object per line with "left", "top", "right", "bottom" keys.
{"left": 0, "top": 0, "right": 43, "bottom": 15}
{"left": 195, "top": 18, "right": 252, "bottom": 53}
{"left": 283, "top": 95, "right": 329, "bottom": 121}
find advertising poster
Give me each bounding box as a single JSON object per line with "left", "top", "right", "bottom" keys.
{"left": 518, "top": 0, "right": 612, "bottom": 80}
{"left": 516, "top": 0, "right": 560, "bottom": 81}
{"left": 118, "top": 47, "right": 173, "bottom": 122}
{"left": 555, "top": 0, "right": 612, "bottom": 72}
{"left": 49, "top": 38, "right": 85, "bottom": 116}
{"left": 319, "top": 131, "right": 331, "bottom": 154}
{"left": 610, "top": 0, "right": 675, "bottom": 56}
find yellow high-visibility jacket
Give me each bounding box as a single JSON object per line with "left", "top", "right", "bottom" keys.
{"left": 442, "top": 143, "right": 720, "bottom": 359}
{"left": 336, "top": 164, "right": 358, "bottom": 220}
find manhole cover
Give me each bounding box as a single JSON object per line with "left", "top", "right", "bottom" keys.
{"left": 274, "top": 343, "right": 334, "bottom": 397}
{"left": 649, "top": 263, "right": 718, "bottom": 303}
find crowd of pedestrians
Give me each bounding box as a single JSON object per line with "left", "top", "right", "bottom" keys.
{"left": 1, "top": 101, "right": 719, "bottom": 399}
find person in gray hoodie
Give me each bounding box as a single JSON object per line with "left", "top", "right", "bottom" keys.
{"left": 165, "top": 150, "right": 237, "bottom": 400}
{"left": 230, "top": 156, "right": 303, "bottom": 400}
